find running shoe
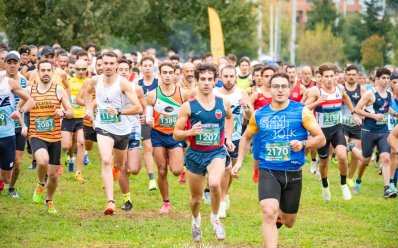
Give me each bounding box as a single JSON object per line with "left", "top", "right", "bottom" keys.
{"left": 211, "top": 219, "right": 226, "bottom": 240}
{"left": 104, "top": 201, "right": 116, "bottom": 215}
{"left": 112, "top": 166, "right": 120, "bottom": 181}
{"left": 192, "top": 224, "right": 202, "bottom": 242}
{"left": 83, "top": 153, "right": 90, "bottom": 165}
{"left": 309, "top": 160, "right": 317, "bottom": 174}
{"left": 346, "top": 178, "right": 354, "bottom": 188}
{"left": 322, "top": 186, "right": 331, "bottom": 202}
{"left": 46, "top": 200, "right": 57, "bottom": 214}
{"left": 378, "top": 165, "right": 383, "bottom": 175}
{"left": 389, "top": 183, "right": 398, "bottom": 194}
{"left": 352, "top": 183, "right": 360, "bottom": 194}
{"left": 341, "top": 184, "right": 352, "bottom": 200}
{"left": 276, "top": 217, "right": 284, "bottom": 229}
{"left": 178, "top": 171, "right": 186, "bottom": 184}
{"left": 159, "top": 202, "right": 171, "bottom": 213}
{"left": 121, "top": 200, "right": 133, "bottom": 211}
{"left": 67, "top": 158, "right": 75, "bottom": 172}
{"left": 0, "top": 181, "right": 4, "bottom": 193}
{"left": 203, "top": 191, "right": 211, "bottom": 205}
{"left": 384, "top": 188, "right": 397, "bottom": 198}
{"left": 218, "top": 201, "right": 227, "bottom": 219}
{"left": 148, "top": 179, "right": 157, "bottom": 191}
{"left": 253, "top": 168, "right": 259, "bottom": 183}
{"left": 75, "top": 172, "right": 85, "bottom": 184}
{"left": 32, "top": 184, "right": 44, "bottom": 203}
{"left": 316, "top": 170, "right": 322, "bottom": 181}
{"left": 8, "top": 188, "right": 20, "bottom": 199}
{"left": 28, "top": 160, "right": 37, "bottom": 169}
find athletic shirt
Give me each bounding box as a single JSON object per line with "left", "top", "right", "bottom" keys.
{"left": 94, "top": 75, "right": 131, "bottom": 136}
{"left": 0, "top": 77, "right": 16, "bottom": 138}
{"left": 289, "top": 81, "right": 302, "bottom": 102}
{"left": 124, "top": 83, "right": 141, "bottom": 137}
{"left": 29, "top": 83, "right": 62, "bottom": 142}
{"left": 213, "top": 87, "right": 243, "bottom": 141}
{"left": 187, "top": 97, "right": 226, "bottom": 151}
{"left": 389, "top": 98, "right": 398, "bottom": 131}
{"left": 315, "top": 85, "right": 343, "bottom": 128}
{"left": 341, "top": 84, "right": 361, "bottom": 127}
{"left": 236, "top": 74, "right": 251, "bottom": 90}
{"left": 363, "top": 89, "right": 391, "bottom": 133}
{"left": 153, "top": 86, "right": 183, "bottom": 135}
{"left": 138, "top": 77, "right": 158, "bottom": 96}
{"left": 254, "top": 91, "right": 272, "bottom": 110}
{"left": 68, "top": 75, "right": 86, "bottom": 118}
{"left": 299, "top": 79, "right": 316, "bottom": 89}
{"left": 14, "top": 77, "right": 27, "bottom": 129}
{"left": 251, "top": 101, "right": 309, "bottom": 171}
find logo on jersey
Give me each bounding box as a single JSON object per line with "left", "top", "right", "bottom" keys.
{"left": 352, "top": 92, "right": 360, "bottom": 99}
{"left": 292, "top": 92, "right": 298, "bottom": 98}
{"left": 104, "top": 97, "right": 112, "bottom": 104}
{"left": 164, "top": 106, "right": 174, "bottom": 113}
{"left": 0, "top": 96, "right": 11, "bottom": 107}
{"left": 215, "top": 109, "right": 222, "bottom": 119}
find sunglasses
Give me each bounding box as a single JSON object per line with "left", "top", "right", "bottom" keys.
{"left": 76, "top": 67, "right": 87, "bottom": 71}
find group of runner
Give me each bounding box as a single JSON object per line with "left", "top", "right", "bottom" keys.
{"left": 1, "top": 43, "right": 398, "bottom": 245}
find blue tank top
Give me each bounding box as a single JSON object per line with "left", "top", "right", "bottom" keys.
{"left": 389, "top": 98, "right": 398, "bottom": 130}
{"left": 0, "top": 77, "right": 16, "bottom": 138}
{"left": 138, "top": 78, "right": 158, "bottom": 96}
{"left": 14, "top": 77, "right": 27, "bottom": 129}
{"left": 363, "top": 89, "right": 391, "bottom": 133}
{"left": 187, "top": 97, "right": 226, "bottom": 152}
{"left": 255, "top": 101, "right": 308, "bottom": 171}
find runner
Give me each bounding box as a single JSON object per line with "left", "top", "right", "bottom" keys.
{"left": 146, "top": 62, "right": 189, "bottom": 213}
{"left": 286, "top": 65, "right": 306, "bottom": 102}
{"left": 305, "top": 63, "right": 360, "bottom": 201}
{"left": 247, "top": 66, "right": 263, "bottom": 96}
{"left": 231, "top": 72, "right": 325, "bottom": 247}
{"left": 388, "top": 73, "right": 398, "bottom": 189}
{"left": 0, "top": 52, "right": 34, "bottom": 195}
{"left": 29, "top": 60, "right": 73, "bottom": 214}
{"left": 213, "top": 65, "right": 252, "bottom": 218}
{"left": 236, "top": 57, "right": 252, "bottom": 91}
{"left": 173, "top": 63, "right": 235, "bottom": 242}
{"left": 84, "top": 52, "right": 143, "bottom": 215}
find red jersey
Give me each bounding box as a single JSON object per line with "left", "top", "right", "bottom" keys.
{"left": 290, "top": 82, "right": 302, "bottom": 102}
{"left": 254, "top": 92, "right": 272, "bottom": 110}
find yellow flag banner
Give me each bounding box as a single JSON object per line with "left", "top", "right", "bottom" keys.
{"left": 208, "top": 7, "right": 225, "bottom": 64}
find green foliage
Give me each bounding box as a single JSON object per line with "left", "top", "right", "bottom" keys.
{"left": 297, "top": 23, "right": 345, "bottom": 66}
{"left": 361, "top": 35, "right": 385, "bottom": 72}
{"left": 306, "top": 0, "right": 339, "bottom": 34}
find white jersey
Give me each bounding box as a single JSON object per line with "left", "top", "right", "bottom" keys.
{"left": 124, "top": 83, "right": 141, "bottom": 138}
{"left": 94, "top": 75, "right": 131, "bottom": 135}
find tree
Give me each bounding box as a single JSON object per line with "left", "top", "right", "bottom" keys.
{"left": 297, "top": 23, "right": 345, "bottom": 66}
{"left": 306, "top": 0, "right": 339, "bottom": 34}
{"left": 361, "top": 35, "right": 385, "bottom": 72}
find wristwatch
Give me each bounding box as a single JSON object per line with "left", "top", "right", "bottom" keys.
{"left": 18, "top": 108, "right": 24, "bottom": 114}
{"left": 301, "top": 141, "right": 307, "bottom": 150}
{"left": 116, "top": 108, "right": 122, "bottom": 115}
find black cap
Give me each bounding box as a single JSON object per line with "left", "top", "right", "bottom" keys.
{"left": 5, "top": 51, "right": 20, "bottom": 62}
{"left": 41, "top": 47, "right": 55, "bottom": 57}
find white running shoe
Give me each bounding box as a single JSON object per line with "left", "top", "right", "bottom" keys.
{"left": 218, "top": 201, "right": 227, "bottom": 219}
{"left": 211, "top": 219, "right": 226, "bottom": 240}
{"left": 310, "top": 161, "right": 317, "bottom": 174}
{"left": 341, "top": 184, "right": 352, "bottom": 200}
{"left": 316, "top": 170, "right": 322, "bottom": 181}
{"left": 148, "top": 179, "right": 157, "bottom": 191}
{"left": 322, "top": 186, "right": 331, "bottom": 202}
{"left": 191, "top": 223, "right": 202, "bottom": 242}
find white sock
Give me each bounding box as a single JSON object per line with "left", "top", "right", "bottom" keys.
{"left": 192, "top": 213, "right": 201, "bottom": 226}
{"left": 85, "top": 150, "right": 88, "bottom": 155}
{"left": 211, "top": 213, "right": 218, "bottom": 223}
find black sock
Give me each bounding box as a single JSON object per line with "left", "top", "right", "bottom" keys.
{"left": 204, "top": 188, "right": 210, "bottom": 193}
{"left": 108, "top": 200, "right": 115, "bottom": 203}
{"left": 8, "top": 187, "right": 14, "bottom": 191}
{"left": 384, "top": 186, "right": 389, "bottom": 191}
{"left": 46, "top": 199, "right": 52, "bottom": 203}
{"left": 312, "top": 158, "right": 316, "bottom": 162}
{"left": 164, "top": 199, "right": 170, "bottom": 203}
{"left": 340, "top": 175, "right": 347, "bottom": 185}
{"left": 40, "top": 183, "right": 45, "bottom": 187}
{"left": 322, "top": 178, "right": 328, "bottom": 188}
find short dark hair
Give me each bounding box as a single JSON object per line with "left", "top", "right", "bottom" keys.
{"left": 191, "top": 56, "right": 201, "bottom": 62}
{"left": 170, "top": 54, "right": 180, "bottom": 61}
{"left": 140, "top": 56, "right": 155, "bottom": 65}
{"left": 96, "top": 54, "right": 103, "bottom": 61}
{"left": 227, "top": 54, "right": 237, "bottom": 62}
{"left": 118, "top": 59, "right": 132, "bottom": 69}
{"left": 286, "top": 65, "right": 296, "bottom": 71}
{"left": 376, "top": 68, "right": 391, "bottom": 78}
{"left": 270, "top": 73, "right": 290, "bottom": 85}
{"left": 194, "top": 63, "right": 218, "bottom": 80}
{"left": 238, "top": 57, "right": 250, "bottom": 66}
{"left": 318, "top": 63, "right": 337, "bottom": 76}
{"left": 175, "top": 64, "right": 181, "bottom": 70}
{"left": 159, "top": 62, "right": 175, "bottom": 73}
{"left": 77, "top": 50, "right": 88, "bottom": 59}
{"left": 253, "top": 65, "right": 263, "bottom": 74}
{"left": 345, "top": 64, "right": 358, "bottom": 73}
{"left": 220, "top": 65, "right": 236, "bottom": 75}
{"left": 202, "top": 52, "right": 213, "bottom": 60}
{"left": 84, "top": 43, "right": 96, "bottom": 51}
{"left": 131, "top": 52, "right": 138, "bottom": 56}
{"left": 58, "top": 52, "right": 69, "bottom": 58}
{"left": 68, "top": 58, "right": 75, "bottom": 65}
{"left": 102, "top": 52, "right": 118, "bottom": 59}
{"left": 18, "top": 45, "right": 30, "bottom": 55}
{"left": 261, "top": 65, "right": 276, "bottom": 76}
{"left": 37, "top": 60, "right": 54, "bottom": 70}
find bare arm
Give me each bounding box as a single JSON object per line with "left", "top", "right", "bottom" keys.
{"left": 239, "top": 89, "right": 253, "bottom": 120}
{"left": 84, "top": 77, "right": 97, "bottom": 120}
{"left": 304, "top": 87, "right": 325, "bottom": 110}
{"left": 230, "top": 128, "right": 256, "bottom": 177}
{"left": 388, "top": 126, "right": 398, "bottom": 152}
{"left": 355, "top": 91, "right": 383, "bottom": 120}
{"left": 61, "top": 72, "right": 71, "bottom": 97}
{"left": 119, "top": 78, "right": 143, "bottom": 115}
{"left": 57, "top": 85, "right": 74, "bottom": 119}
{"left": 173, "top": 102, "right": 195, "bottom": 141}
{"left": 76, "top": 79, "right": 90, "bottom": 106}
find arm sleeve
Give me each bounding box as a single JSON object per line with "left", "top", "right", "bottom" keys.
{"left": 246, "top": 112, "right": 259, "bottom": 135}
{"left": 302, "top": 106, "right": 318, "bottom": 131}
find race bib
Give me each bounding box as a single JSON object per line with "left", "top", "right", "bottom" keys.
{"left": 70, "top": 96, "right": 81, "bottom": 108}
{"left": 341, "top": 116, "right": 354, "bottom": 126}
{"left": 323, "top": 111, "right": 340, "bottom": 126}
{"left": 265, "top": 142, "right": 291, "bottom": 161}
{"left": 390, "top": 116, "right": 398, "bottom": 128}
{"left": 99, "top": 109, "right": 120, "bottom": 124}
{"left": 35, "top": 116, "right": 54, "bottom": 132}
{"left": 159, "top": 114, "right": 178, "bottom": 128}
{"left": 376, "top": 113, "right": 388, "bottom": 125}
{"left": 0, "top": 109, "right": 7, "bottom": 126}
{"left": 233, "top": 116, "right": 239, "bottom": 132}
{"left": 196, "top": 123, "right": 220, "bottom": 146}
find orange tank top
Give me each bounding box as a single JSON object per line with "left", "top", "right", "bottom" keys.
{"left": 153, "top": 86, "right": 183, "bottom": 134}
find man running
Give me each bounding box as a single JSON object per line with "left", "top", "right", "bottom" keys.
{"left": 231, "top": 73, "right": 325, "bottom": 247}
{"left": 29, "top": 60, "right": 73, "bottom": 214}
{"left": 174, "top": 63, "right": 234, "bottom": 242}
{"left": 84, "top": 52, "right": 142, "bottom": 215}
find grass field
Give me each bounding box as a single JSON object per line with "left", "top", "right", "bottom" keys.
{"left": 1, "top": 146, "right": 397, "bottom": 248}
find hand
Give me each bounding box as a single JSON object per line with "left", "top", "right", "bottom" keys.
{"left": 8, "top": 111, "right": 21, "bottom": 120}
{"left": 316, "top": 95, "right": 328, "bottom": 104}
{"left": 84, "top": 110, "right": 94, "bottom": 120}
{"left": 290, "top": 140, "right": 303, "bottom": 152}
{"left": 373, "top": 114, "right": 385, "bottom": 121}
{"left": 238, "top": 98, "right": 249, "bottom": 108}
{"left": 190, "top": 121, "right": 202, "bottom": 136}
{"left": 353, "top": 114, "right": 362, "bottom": 126}
{"left": 231, "top": 162, "right": 242, "bottom": 178}
{"left": 146, "top": 117, "right": 154, "bottom": 127}
{"left": 107, "top": 107, "right": 118, "bottom": 116}
{"left": 140, "top": 115, "right": 146, "bottom": 125}
{"left": 225, "top": 139, "right": 235, "bottom": 152}
{"left": 21, "top": 125, "right": 28, "bottom": 137}
{"left": 54, "top": 109, "right": 65, "bottom": 118}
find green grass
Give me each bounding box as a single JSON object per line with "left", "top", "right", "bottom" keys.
{"left": 1, "top": 147, "right": 397, "bottom": 247}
